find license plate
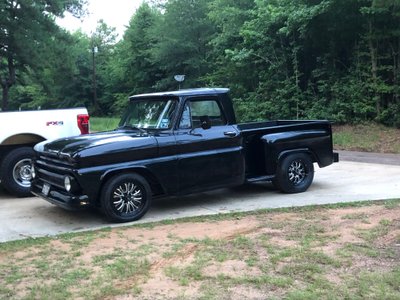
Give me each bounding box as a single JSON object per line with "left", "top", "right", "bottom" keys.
{"left": 42, "top": 183, "right": 50, "bottom": 196}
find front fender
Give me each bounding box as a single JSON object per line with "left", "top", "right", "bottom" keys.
{"left": 76, "top": 161, "right": 170, "bottom": 206}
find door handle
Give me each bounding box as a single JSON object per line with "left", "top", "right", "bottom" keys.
{"left": 224, "top": 131, "right": 237, "bottom": 137}
{"left": 189, "top": 129, "right": 202, "bottom": 137}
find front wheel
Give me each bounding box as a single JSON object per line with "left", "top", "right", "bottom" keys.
{"left": 101, "top": 173, "right": 152, "bottom": 222}
{"left": 275, "top": 153, "right": 314, "bottom": 193}
{"left": 0, "top": 147, "right": 35, "bottom": 197}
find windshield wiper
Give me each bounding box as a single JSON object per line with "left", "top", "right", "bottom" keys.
{"left": 116, "top": 125, "right": 147, "bottom": 133}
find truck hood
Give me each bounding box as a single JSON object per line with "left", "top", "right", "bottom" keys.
{"left": 34, "top": 130, "right": 158, "bottom": 167}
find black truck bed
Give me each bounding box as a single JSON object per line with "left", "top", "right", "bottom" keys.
{"left": 237, "top": 120, "right": 332, "bottom": 133}
{"left": 236, "top": 120, "right": 336, "bottom": 179}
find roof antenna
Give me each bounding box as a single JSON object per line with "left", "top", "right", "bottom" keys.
{"left": 174, "top": 75, "right": 185, "bottom": 90}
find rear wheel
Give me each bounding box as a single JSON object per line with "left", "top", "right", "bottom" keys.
{"left": 0, "top": 147, "right": 35, "bottom": 197}
{"left": 101, "top": 173, "right": 152, "bottom": 222}
{"left": 275, "top": 153, "right": 314, "bottom": 193}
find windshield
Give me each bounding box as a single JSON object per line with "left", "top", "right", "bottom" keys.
{"left": 119, "top": 98, "right": 177, "bottom": 129}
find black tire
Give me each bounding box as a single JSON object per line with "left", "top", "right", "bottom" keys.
{"left": 101, "top": 173, "right": 152, "bottom": 222}
{"left": 0, "top": 147, "right": 35, "bottom": 197}
{"left": 275, "top": 153, "right": 314, "bottom": 193}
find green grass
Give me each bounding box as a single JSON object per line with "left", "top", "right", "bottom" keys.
{"left": 333, "top": 123, "right": 400, "bottom": 153}
{"left": 338, "top": 242, "right": 380, "bottom": 258}
{"left": 357, "top": 219, "right": 393, "bottom": 243}
{"left": 341, "top": 212, "right": 370, "bottom": 220}
{"left": 0, "top": 199, "right": 399, "bottom": 299}
{"left": 90, "top": 116, "right": 120, "bottom": 132}
{"left": 0, "top": 200, "right": 397, "bottom": 254}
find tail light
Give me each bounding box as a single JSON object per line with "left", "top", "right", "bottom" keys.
{"left": 77, "top": 114, "right": 90, "bottom": 134}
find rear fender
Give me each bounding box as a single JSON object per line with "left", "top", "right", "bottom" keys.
{"left": 261, "top": 129, "right": 329, "bottom": 175}
{"left": 277, "top": 149, "right": 317, "bottom": 164}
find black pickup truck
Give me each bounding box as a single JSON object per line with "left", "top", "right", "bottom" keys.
{"left": 31, "top": 88, "right": 338, "bottom": 222}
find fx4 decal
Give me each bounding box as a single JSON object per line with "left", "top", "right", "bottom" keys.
{"left": 46, "top": 121, "right": 64, "bottom": 126}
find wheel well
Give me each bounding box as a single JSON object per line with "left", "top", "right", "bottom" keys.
{"left": 1, "top": 134, "right": 45, "bottom": 146}
{"left": 278, "top": 149, "right": 317, "bottom": 164}
{"left": 0, "top": 144, "right": 38, "bottom": 167}
{"left": 97, "top": 168, "right": 165, "bottom": 205}
{"left": 272, "top": 149, "right": 316, "bottom": 176}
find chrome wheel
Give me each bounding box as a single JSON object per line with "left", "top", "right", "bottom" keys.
{"left": 113, "top": 182, "right": 143, "bottom": 214}
{"left": 275, "top": 153, "right": 314, "bottom": 193}
{"left": 101, "top": 173, "right": 152, "bottom": 222}
{"left": 288, "top": 160, "right": 306, "bottom": 185}
{"left": 12, "top": 158, "right": 32, "bottom": 188}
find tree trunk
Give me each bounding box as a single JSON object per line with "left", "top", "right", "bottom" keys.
{"left": 92, "top": 47, "right": 100, "bottom": 114}
{"left": 292, "top": 34, "right": 300, "bottom": 120}
{"left": 1, "top": 85, "right": 9, "bottom": 111}
{"left": 1, "top": 56, "right": 16, "bottom": 111}
{"left": 394, "top": 38, "right": 400, "bottom": 104}
{"left": 367, "top": 20, "right": 380, "bottom": 116}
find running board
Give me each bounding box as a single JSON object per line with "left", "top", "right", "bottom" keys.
{"left": 245, "top": 175, "right": 275, "bottom": 183}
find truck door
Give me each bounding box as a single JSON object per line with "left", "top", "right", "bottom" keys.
{"left": 174, "top": 97, "right": 245, "bottom": 194}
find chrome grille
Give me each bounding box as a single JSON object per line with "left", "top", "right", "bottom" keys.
{"left": 35, "top": 155, "right": 74, "bottom": 189}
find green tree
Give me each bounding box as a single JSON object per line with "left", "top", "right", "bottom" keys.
{"left": 0, "top": 0, "right": 86, "bottom": 111}
{"left": 10, "top": 29, "right": 86, "bottom": 110}
{"left": 207, "top": 0, "right": 256, "bottom": 97}
{"left": 226, "top": 0, "right": 332, "bottom": 121}
{"left": 90, "top": 20, "right": 118, "bottom": 114}
{"left": 153, "top": 0, "right": 215, "bottom": 90}
{"left": 121, "top": 3, "right": 162, "bottom": 94}
{"left": 360, "top": 0, "right": 400, "bottom": 125}
{"left": 2, "top": 0, "right": 399, "bottom": 127}
{"left": 101, "top": 3, "right": 163, "bottom": 115}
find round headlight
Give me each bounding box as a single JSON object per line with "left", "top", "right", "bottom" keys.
{"left": 31, "top": 164, "right": 36, "bottom": 179}
{"left": 64, "top": 176, "right": 71, "bottom": 192}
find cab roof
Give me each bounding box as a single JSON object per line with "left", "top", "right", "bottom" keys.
{"left": 129, "top": 88, "right": 230, "bottom": 100}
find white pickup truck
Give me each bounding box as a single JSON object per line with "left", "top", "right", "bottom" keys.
{"left": 0, "top": 108, "right": 89, "bottom": 197}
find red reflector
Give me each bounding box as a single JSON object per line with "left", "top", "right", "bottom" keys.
{"left": 77, "top": 114, "right": 90, "bottom": 134}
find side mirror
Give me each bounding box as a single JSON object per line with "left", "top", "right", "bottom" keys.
{"left": 199, "top": 115, "right": 211, "bottom": 130}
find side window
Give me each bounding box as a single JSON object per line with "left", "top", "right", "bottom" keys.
{"left": 179, "top": 99, "right": 226, "bottom": 129}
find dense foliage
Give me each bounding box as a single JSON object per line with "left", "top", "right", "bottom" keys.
{"left": 1, "top": 0, "right": 400, "bottom": 126}
{"left": 0, "top": 0, "right": 87, "bottom": 110}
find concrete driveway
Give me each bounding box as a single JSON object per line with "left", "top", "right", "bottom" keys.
{"left": 1, "top": 152, "right": 399, "bottom": 242}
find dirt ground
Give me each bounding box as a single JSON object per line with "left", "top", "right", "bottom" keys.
{"left": 1, "top": 201, "right": 399, "bottom": 299}
{"left": 115, "top": 204, "right": 400, "bottom": 299}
